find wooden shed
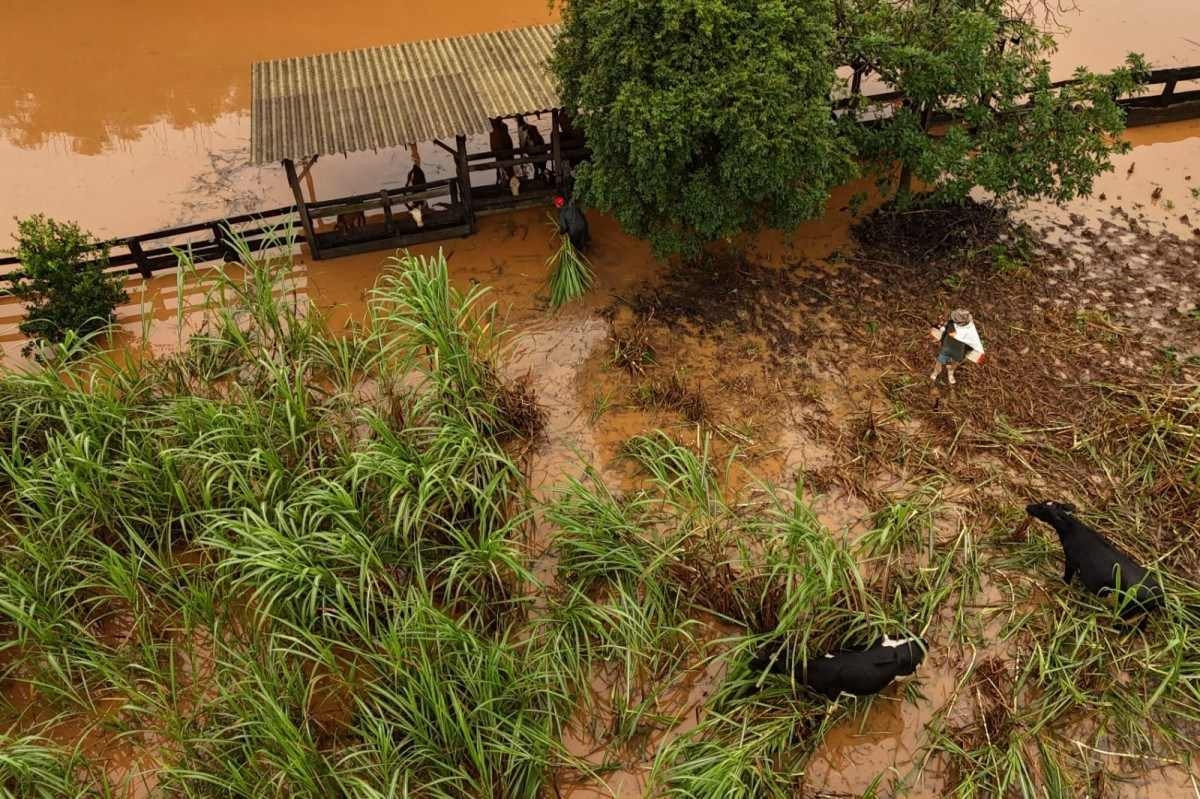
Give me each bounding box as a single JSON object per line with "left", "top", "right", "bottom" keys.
{"left": 250, "top": 23, "right": 584, "bottom": 260}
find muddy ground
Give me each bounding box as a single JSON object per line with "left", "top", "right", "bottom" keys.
{"left": 565, "top": 198, "right": 1199, "bottom": 796}
{"left": 528, "top": 130, "right": 1200, "bottom": 797}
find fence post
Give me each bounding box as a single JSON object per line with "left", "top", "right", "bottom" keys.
{"left": 551, "top": 108, "right": 564, "bottom": 190}
{"left": 210, "top": 223, "right": 234, "bottom": 262}
{"left": 380, "top": 190, "right": 394, "bottom": 234}
{"left": 127, "top": 239, "right": 152, "bottom": 279}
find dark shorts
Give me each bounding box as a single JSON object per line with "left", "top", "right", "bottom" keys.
{"left": 937, "top": 339, "right": 968, "bottom": 364}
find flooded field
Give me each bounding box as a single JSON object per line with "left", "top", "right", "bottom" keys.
{"left": 0, "top": 0, "right": 560, "bottom": 241}
{"left": 1, "top": 1, "right": 1199, "bottom": 797}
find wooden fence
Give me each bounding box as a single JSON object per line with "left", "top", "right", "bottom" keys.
{"left": 1, "top": 66, "right": 1197, "bottom": 280}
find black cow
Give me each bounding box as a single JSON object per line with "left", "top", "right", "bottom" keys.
{"left": 749, "top": 636, "right": 927, "bottom": 699}
{"left": 1025, "top": 500, "right": 1163, "bottom": 617}
{"left": 490, "top": 118, "right": 515, "bottom": 184}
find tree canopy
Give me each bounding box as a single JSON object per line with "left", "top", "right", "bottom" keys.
{"left": 838, "top": 0, "right": 1148, "bottom": 206}
{"left": 552, "top": 0, "right": 1147, "bottom": 254}
{"left": 553, "top": 0, "right": 856, "bottom": 256}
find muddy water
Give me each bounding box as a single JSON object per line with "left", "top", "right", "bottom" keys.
{"left": 1021, "top": 119, "right": 1200, "bottom": 242}
{"left": 1050, "top": 0, "right": 1200, "bottom": 75}
{"left": 2, "top": 1, "right": 1199, "bottom": 243}
{"left": 0, "top": 0, "right": 559, "bottom": 242}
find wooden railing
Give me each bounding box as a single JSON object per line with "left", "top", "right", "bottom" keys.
{"left": 0, "top": 205, "right": 300, "bottom": 281}
{"left": 835, "top": 65, "right": 1200, "bottom": 109}
{"left": 306, "top": 178, "right": 458, "bottom": 219}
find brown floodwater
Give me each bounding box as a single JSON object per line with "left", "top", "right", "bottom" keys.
{"left": 1, "top": 0, "right": 1198, "bottom": 243}
{"left": 0, "top": 0, "right": 560, "bottom": 242}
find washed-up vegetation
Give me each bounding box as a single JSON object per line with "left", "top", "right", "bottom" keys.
{"left": 573, "top": 194, "right": 1200, "bottom": 793}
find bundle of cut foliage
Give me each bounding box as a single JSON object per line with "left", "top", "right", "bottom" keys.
{"left": 546, "top": 228, "right": 594, "bottom": 309}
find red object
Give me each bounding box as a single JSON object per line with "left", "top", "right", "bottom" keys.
{"left": 553, "top": 196, "right": 565, "bottom": 208}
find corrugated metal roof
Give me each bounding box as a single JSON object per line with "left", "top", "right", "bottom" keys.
{"left": 251, "top": 24, "right": 562, "bottom": 164}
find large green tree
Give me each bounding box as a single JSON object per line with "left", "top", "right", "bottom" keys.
{"left": 836, "top": 0, "right": 1148, "bottom": 205}
{"left": 552, "top": 0, "right": 856, "bottom": 256}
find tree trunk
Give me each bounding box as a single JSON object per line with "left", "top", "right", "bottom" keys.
{"left": 896, "top": 162, "right": 914, "bottom": 205}
{"left": 896, "top": 102, "right": 933, "bottom": 206}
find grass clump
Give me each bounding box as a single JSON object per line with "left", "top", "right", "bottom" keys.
{"left": 0, "top": 734, "right": 94, "bottom": 799}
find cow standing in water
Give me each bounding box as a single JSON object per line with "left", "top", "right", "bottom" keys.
{"left": 555, "top": 194, "right": 589, "bottom": 252}
{"left": 490, "top": 118, "right": 515, "bottom": 187}
{"left": 748, "top": 636, "right": 927, "bottom": 699}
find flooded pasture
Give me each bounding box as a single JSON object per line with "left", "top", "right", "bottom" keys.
{"left": 1, "top": 1, "right": 1199, "bottom": 797}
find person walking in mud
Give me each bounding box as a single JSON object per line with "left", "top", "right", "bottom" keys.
{"left": 929, "top": 308, "right": 984, "bottom": 385}
{"left": 555, "top": 193, "right": 590, "bottom": 252}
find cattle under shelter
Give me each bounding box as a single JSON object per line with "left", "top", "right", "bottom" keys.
{"left": 250, "top": 23, "right": 585, "bottom": 260}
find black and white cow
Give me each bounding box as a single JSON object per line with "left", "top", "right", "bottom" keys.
{"left": 749, "top": 636, "right": 927, "bottom": 699}
{"left": 1025, "top": 500, "right": 1163, "bottom": 617}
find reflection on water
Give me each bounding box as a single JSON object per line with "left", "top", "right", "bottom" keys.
{"left": 0, "top": 0, "right": 559, "bottom": 151}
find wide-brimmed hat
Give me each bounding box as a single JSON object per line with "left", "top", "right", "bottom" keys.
{"left": 951, "top": 308, "right": 973, "bottom": 325}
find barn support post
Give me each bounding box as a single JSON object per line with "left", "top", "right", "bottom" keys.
{"left": 454, "top": 134, "right": 476, "bottom": 231}
{"left": 380, "top": 190, "right": 394, "bottom": 234}
{"left": 551, "top": 108, "right": 564, "bottom": 190}
{"left": 283, "top": 158, "right": 322, "bottom": 260}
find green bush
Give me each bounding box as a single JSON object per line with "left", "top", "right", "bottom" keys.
{"left": 8, "top": 215, "right": 128, "bottom": 356}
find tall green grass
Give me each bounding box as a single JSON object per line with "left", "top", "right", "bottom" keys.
{"left": 0, "top": 239, "right": 565, "bottom": 797}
